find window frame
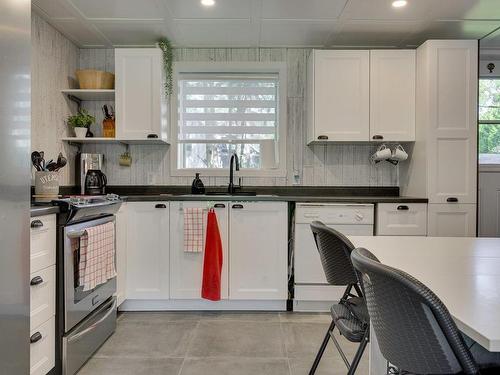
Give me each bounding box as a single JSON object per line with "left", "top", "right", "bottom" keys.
{"left": 170, "top": 62, "right": 287, "bottom": 177}
{"left": 478, "top": 77, "right": 500, "bottom": 170}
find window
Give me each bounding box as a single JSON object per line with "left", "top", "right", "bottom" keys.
{"left": 171, "top": 63, "right": 286, "bottom": 176}
{"left": 479, "top": 78, "right": 500, "bottom": 164}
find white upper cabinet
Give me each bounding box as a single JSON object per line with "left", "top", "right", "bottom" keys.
{"left": 115, "top": 48, "right": 167, "bottom": 141}
{"left": 370, "top": 50, "right": 416, "bottom": 142}
{"left": 426, "top": 41, "right": 478, "bottom": 204}
{"left": 307, "top": 49, "right": 415, "bottom": 143}
{"left": 229, "top": 202, "right": 288, "bottom": 300}
{"left": 126, "top": 202, "right": 169, "bottom": 300}
{"left": 307, "top": 50, "right": 370, "bottom": 143}
{"left": 169, "top": 201, "right": 230, "bottom": 300}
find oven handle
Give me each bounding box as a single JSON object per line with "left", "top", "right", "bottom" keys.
{"left": 67, "top": 230, "right": 86, "bottom": 239}
{"left": 67, "top": 298, "right": 117, "bottom": 343}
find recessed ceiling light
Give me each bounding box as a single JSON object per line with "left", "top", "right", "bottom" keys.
{"left": 392, "top": 0, "right": 407, "bottom": 8}
{"left": 201, "top": 0, "right": 215, "bottom": 6}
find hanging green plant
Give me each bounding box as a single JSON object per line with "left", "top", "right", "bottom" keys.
{"left": 157, "top": 38, "right": 174, "bottom": 97}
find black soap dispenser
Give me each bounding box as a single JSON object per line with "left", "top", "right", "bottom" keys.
{"left": 191, "top": 173, "right": 205, "bottom": 194}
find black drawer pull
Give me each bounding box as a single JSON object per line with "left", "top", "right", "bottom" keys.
{"left": 155, "top": 204, "right": 166, "bottom": 209}
{"left": 30, "top": 276, "right": 44, "bottom": 286}
{"left": 232, "top": 204, "right": 244, "bottom": 209}
{"left": 317, "top": 135, "right": 328, "bottom": 140}
{"left": 372, "top": 134, "right": 384, "bottom": 140}
{"left": 446, "top": 197, "right": 458, "bottom": 203}
{"left": 147, "top": 133, "right": 158, "bottom": 139}
{"left": 30, "top": 220, "right": 43, "bottom": 229}
{"left": 214, "top": 204, "right": 226, "bottom": 208}
{"left": 30, "top": 332, "right": 42, "bottom": 344}
{"left": 397, "top": 205, "right": 409, "bottom": 211}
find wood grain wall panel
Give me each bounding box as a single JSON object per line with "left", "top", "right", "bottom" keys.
{"left": 31, "top": 13, "right": 79, "bottom": 186}
{"left": 74, "top": 47, "right": 399, "bottom": 187}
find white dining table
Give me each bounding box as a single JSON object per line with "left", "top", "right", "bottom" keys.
{"left": 347, "top": 236, "right": 500, "bottom": 374}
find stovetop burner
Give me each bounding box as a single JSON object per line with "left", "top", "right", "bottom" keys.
{"left": 58, "top": 194, "right": 121, "bottom": 207}
{"left": 53, "top": 194, "right": 122, "bottom": 224}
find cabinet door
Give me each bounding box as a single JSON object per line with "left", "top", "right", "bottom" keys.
{"left": 126, "top": 202, "right": 169, "bottom": 299}
{"left": 376, "top": 203, "right": 427, "bottom": 236}
{"left": 428, "top": 203, "right": 476, "bottom": 237}
{"left": 313, "top": 50, "right": 370, "bottom": 142}
{"left": 370, "top": 50, "right": 415, "bottom": 142}
{"left": 115, "top": 48, "right": 166, "bottom": 140}
{"left": 115, "top": 203, "right": 127, "bottom": 306}
{"left": 426, "top": 41, "right": 478, "bottom": 204}
{"left": 229, "top": 202, "right": 288, "bottom": 300}
{"left": 169, "top": 202, "right": 229, "bottom": 299}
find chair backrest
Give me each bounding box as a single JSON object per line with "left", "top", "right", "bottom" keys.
{"left": 351, "top": 247, "right": 479, "bottom": 375}
{"left": 309, "top": 221, "right": 358, "bottom": 286}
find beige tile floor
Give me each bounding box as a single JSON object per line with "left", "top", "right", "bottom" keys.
{"left": 78, "top": 312, "right": 369, "bottom": 375}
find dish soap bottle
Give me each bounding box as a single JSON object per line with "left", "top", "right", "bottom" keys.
{"left": 191, "top": 173, "right": 205, "bottom": 194}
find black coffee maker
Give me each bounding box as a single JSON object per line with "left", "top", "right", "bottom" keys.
{"left": 85, "top": 169, "right": 107, "bottom": 195}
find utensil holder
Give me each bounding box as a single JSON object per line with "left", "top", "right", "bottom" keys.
{"left": 34, "top": 171, "right": 59, "bottom": 196}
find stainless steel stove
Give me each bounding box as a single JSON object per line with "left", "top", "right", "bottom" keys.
{"left": 53, "top": 194, "right": 122, "bottom": 375}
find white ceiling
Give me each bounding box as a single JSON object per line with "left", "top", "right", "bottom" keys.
{"left": 32, "top": 0, "right": 500, "bottom": 49}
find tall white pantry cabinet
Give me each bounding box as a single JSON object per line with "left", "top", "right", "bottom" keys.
{"left": 401, "top": 40, "right": 478, "bottom": 237}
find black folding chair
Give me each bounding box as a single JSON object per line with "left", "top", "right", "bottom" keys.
{"left": 308, "top": 221, "right": 369, "bottom": 375}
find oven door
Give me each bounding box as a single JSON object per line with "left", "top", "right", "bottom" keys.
{"left": 64, "top": 215, "right": 117, "bottom": 332}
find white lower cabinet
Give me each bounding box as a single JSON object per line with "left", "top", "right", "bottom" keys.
{"left": 30, "top": 317, "right": 55, "bottom": 375}
{"left": 122, "top": 200, "right": 288, "bottom": 307}
{"left": 169, "top": 201, "right": 229, "bottom": 299}
{"left": 427, "top": 204, "right": 476, "bottom": 237}
{"left": 30, "top": 214, "right": 56, "bottom": 375}
{"left": 229, "top": 202, "right": 288, "bottom": 300}
{"left": 126, "top": 202, "right": 170, "bottom": 299}
{"left": 376, "top": 203, "right": 427, "bottom": 236}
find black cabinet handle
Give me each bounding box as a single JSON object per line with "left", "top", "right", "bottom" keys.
{"left": 317, "top": 135, "right": 328, "bottom": 140}
{"left": 372, "top": 134, "right": 384, "bottom": 140}
{"left": 30, "top": 220, "right": 43, "bottom": 229}
{"left": 155, "top": 204, "right": 166, "bottom": 208}
{"left": 30, "top": 332, "right": 42, "bottom": 344}
{"left": 214, "top": 204, "right": 226, "bottom": 208}
{"left": 397, "top": 205, "right": 409, "bottom": 211}
{"left": 232, "top": 204, "right": 244, "bottom": 209}
{"left": 147, "top": 134, "right": 158, "bottom": 139}
{"left": 30, "top": 276, "right": 44, "bottom": 286}
{"left": 446, "top": 197, "right": 458, "bottom": 203}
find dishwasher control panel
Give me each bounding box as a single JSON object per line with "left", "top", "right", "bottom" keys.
{"left": 295, "top": 203, "right": 374, "bottom": 225}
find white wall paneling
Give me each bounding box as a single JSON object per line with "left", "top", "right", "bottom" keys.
{"left": 479, "top": 171, "right": 500, "bottom": 237}
{"left": 79, "top": 47, "right": 398, "bottom": 187}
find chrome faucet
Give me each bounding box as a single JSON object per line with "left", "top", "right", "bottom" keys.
{"left": 228, "top": 153, "right": 240, "bottom": 194}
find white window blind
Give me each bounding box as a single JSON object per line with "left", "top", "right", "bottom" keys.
{"left": 176, "top": 73, "right": 280, "bottom": 169}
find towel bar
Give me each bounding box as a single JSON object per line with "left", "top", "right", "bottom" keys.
{"left": 67, "top": 230, "right": 86, "bottom": 239}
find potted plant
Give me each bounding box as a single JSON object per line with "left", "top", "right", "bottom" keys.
{"left": 67, "top": 109, "right": 95, "bottom": 138}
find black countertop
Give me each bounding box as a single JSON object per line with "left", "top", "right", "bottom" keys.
{"left": 30, "top": 186, "right": 428, "bottom": 215}
{"left": 111, "top": 185, "right": 428, "bottom": 204}
{"left": 121, "top": 194, "right": 427, "bottom": 203}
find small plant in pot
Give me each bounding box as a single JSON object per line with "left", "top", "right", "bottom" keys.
{"left": 67, "top": 109, "right": 95, "bottom": 138}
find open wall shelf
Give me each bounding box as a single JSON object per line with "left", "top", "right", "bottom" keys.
{"left": 61, "top": 137, "right": 169, "bottom": 145}
{"left": 61, "top": 89, "right": 115, "bottom": 101}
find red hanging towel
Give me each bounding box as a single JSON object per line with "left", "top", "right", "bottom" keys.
{"left": 201, "top": 208, "right": 223, "bottom": 301}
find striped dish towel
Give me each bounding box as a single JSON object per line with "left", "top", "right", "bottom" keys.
{"left": 184, "top": 207, "right": 204, "bottom": 252}
{"left": 78, "top": 222, "right": 116, "bottom": 291}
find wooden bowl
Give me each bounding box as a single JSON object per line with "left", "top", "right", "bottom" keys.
{"left": 76, "top": 69, "right": 115, "bottom": 89}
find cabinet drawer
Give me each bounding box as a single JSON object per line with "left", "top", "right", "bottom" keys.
{"left": 30, "top": 215, "right": 56, "bottom": 273}
{"left": 30, "top": 265, "right": 55, "bottom": 330}
{"left": 376, "top": 203, "right": 427, "bottom": 236}
{"left": 30, "top": 317, "right": 55, "bottom": 375}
